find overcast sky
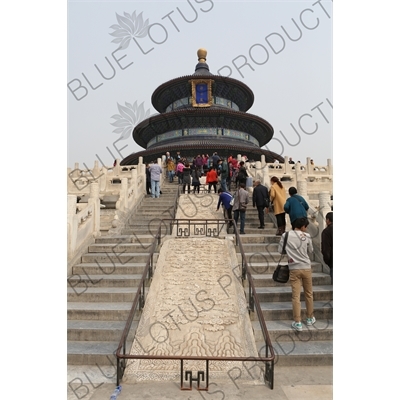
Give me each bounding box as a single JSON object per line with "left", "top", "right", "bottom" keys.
{"left": 67, "top": 0, "right": 333, "bottom": 169}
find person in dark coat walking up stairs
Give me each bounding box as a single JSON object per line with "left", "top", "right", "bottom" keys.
{"left": 252, "top": 180, "right": 269, "bottom": 229}
{"left": 321, "top": 212, "right": 333, "bottom": 284}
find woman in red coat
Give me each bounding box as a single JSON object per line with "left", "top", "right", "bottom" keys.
{"left": 206, "top": 166, "right": 218, "bottom": 193}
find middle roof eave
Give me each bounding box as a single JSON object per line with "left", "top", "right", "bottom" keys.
{"left": 132, "top": 108, "right": 274, "bottom": 148}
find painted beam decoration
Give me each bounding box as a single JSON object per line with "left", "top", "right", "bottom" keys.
{"left": 190, "top": 79, "right": 214, "bottom": 107}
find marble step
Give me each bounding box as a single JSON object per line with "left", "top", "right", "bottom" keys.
{"left": 67, "top": 286, "right": 142, "bottom": 302}
{"left": 250, "top": 272, "right": 331, "bottom": 287}
{"left": 67, "top": 274, "right": 148, "bottom": 289}
{"left": 238, "top": 251, "right": 310, "bottom": 263}
{"left": 240, "top": 257, "right": 323, "bottom": 279}
{"left": 250, "top": 285, "right": 333, "bottom": 302}
{"left": 81, "top": 252, "right": 159, "bottom": 264}
{"left": 72, "top": 262, "right": 147, "bottom": 275}
{"left": 67, "top": 341, "right": 121, "bottom": 365}
{"left": 258, "top": 300, "right": 333, "bottom": 321}
{"left": 67, "top": 320, "right": 138, "bottom": 341}
{"left": 255, "top": 340, "right": 333, "bottom": 366}
{"left": 252, "top": 319, "right": 333, "bottom": 342}
{"left": 67, "top": 302, "right": 140, "bottom": 320}
{"left": 232, "top": 234, "right": 281, "bottom": 244}
{"left": 137, "top": 203, "right": 177, "bottom": 210}
{"left": 88, "top": 243, "right": 156, "bottom": 253}
{"left": 121, "top": 228, "right": 170, "bottom": 236}
{"left": 242, "top": 261, "right": 323, "bottom": 275}
{"left": 239, "top": 243, "right": 279, "bottom": 252}
{"left": 95, "top": 235, "right": 155, "bottom": 244}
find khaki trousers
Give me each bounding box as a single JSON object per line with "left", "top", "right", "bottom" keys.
{"left": 289, "top": 269, "right": 314, "bottom": 322}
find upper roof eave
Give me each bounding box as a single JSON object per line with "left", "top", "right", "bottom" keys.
{"left": 151, "top": 74, "right": 255, "bottom": 113}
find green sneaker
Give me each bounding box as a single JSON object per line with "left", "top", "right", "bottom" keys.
{"left": 306, "top": 317, "right": 316, "bottom": 326}
{"left": 291, "top": 321, "right": 303, "bottom": 332}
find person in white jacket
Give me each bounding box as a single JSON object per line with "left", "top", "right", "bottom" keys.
{"left": 278, "top": 217, "right": 316, "bottom": 332}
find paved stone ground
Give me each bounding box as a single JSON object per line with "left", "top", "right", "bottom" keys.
{"left": 67, "top": 365, "right": 333, "bottom": 399}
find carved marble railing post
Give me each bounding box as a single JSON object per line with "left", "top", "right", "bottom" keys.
{"left": 120, "top": 178, "right": 128, "bottom": 212}
{"left": 260, "top": 154, "right": 266, "bottom": 168}
{"left": 297, "top": 180, "right": 308, "bottom": 201}
{"left": 306, "top": 157, "right": 311, "bottom": 175}
{"left": 92, "top": 160, "right": 100, "bottom": 179}
{"left": 89, "top": 182, "right": 101, "bottom": 237}
{"left": 255, "top": 161, "right": 262, "bottom": 179}
{"left": 316, "top": 191, "right": 331, "bottom": 245}
{"left": 237, "top": 154, "right": 242, "bottom": 162}
{"left": 294, "top": 162, "right": 302, "bottom": 189}
{"left": 73, "top": 163, "right": 80, "bottom": 177}
{"left": 327, "top": 158, "right": 333, "bottom": 175}
{"left": 284, "top": 156, "right": 289, "bottom": 174}
{"left": 157, "top": 157, "right": 164, "bottom": 188}
{"left": 130, "top": 168, "right": 138, "bottom": 202}
{"left": 99, "top": 166, "right": 107, "bottom": 192}
{"left": 113, "top": 159, "right": 121, "bottom": 176}
{"left": 139, "top": 163, "right": 145, "bottom": 194}
{"left": 262, "top": 164, "right": 270, "bottom": 188}
{"left": 67, "top": 195, "right": 78, "bottom": 258}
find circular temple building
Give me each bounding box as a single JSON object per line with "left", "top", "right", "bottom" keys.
{"left": 121, "top": 49, "right": 283, "bottom": 165}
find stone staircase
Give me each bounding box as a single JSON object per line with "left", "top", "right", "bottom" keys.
{"left": 67, "top": 183, "right": 178, "bottom": 367}
{"left": 68, "top": 181, "right": 332, "bottom": 376}
{"left": 236, "top": 207, "right": 333, "bottom": 366}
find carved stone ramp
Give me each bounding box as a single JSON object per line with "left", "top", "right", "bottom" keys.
{"left": 124, "top": 193, "right": 264, "bottom": 385}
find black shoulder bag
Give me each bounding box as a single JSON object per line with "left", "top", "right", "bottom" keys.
{"left": 273, "top": 232, "right": 290, "bottom": 283}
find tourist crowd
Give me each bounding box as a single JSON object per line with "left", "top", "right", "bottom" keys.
{"left": 144, "top": 150, "right": 333, "bottom": 335}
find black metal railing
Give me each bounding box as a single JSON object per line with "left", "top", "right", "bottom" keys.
{"left": 115, "top": 218, "right": 275, "bottom": 389}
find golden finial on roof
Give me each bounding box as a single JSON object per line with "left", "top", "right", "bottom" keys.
{"left": 197, "top": 48, "right": 207, "bottom": 63}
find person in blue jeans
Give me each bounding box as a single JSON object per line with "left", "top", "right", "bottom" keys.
{"left": 216, "top": 188, "right": 233, "bottom": 226}
{"left": 232, "top": 183, "right": 249, "bottom": 234}
{"left": 149, "top": 161, "right": 163, "bottom": 198}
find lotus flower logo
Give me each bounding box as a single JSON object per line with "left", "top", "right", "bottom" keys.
{"left": 109, "top": 11, "right": 150, "bottom": 50}
{"left": 111, "top": 101, "right": 150, "bottom": 140}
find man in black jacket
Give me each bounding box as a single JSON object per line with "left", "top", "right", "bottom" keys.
{"left": 321, "top": 212, "right": 333, "bottom": 284}
{"left": 252, "top": 180, "right": 269, "bottom": 229}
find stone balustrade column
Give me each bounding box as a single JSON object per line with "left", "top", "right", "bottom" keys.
{"left": 262, "top": 164, "right": 270, "bottom": 187}
{"left": 237, "top": 154, "right": 242, "bottom": 162}
{"left": 99, "top": 166, "right": 107, "bottom": 192}
{"left": 89, "top": 182, "right": 100, "bottom": 236}
{"left": 113, "top": 159, "right": 120, "bottom": 176}
{"left": 294, "top": 162, "right": 302, "bottom": 188}
{"left": 157, "top": 157, "right": 164, "bottom": 188}
{"left": 92, "top": 160, "right": 100, "bottom": 180}
{"left": 284, "top": 156, "right": 289, "bottom": 174}
{"left": 255, "top": 161, "right": 262, "bottom": 182}
{"left": 327, "top": 158, "right": 332, "bottom": 175}
{"left": 67, "top": 195, "right": 78, "bottom": 257}
{"left": 260, "top": 154, "right": 265, "bottom": 167}
{"left": 297, "top": 180, "right": 308, "bottom": 201}
{"left": 121, "top": 178, "right": 128, "bottom": 211}
{"left": 131, "top": 168, "right": 138, "bottom": 201}
{"left": 70, "top": 163, "right": 80, "bottom": 179}
{"left": 138, "top": 164, "right": 145, "bottom": 194}
{"left": 306, "top": 157, "right": 311, "bottom": 175}
{"left": 138, "top": 156, "right": 143, "bottom": 166}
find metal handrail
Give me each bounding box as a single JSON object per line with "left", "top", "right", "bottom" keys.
{"left": 115, "top": 218, "right": 275, "bottom": 390}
